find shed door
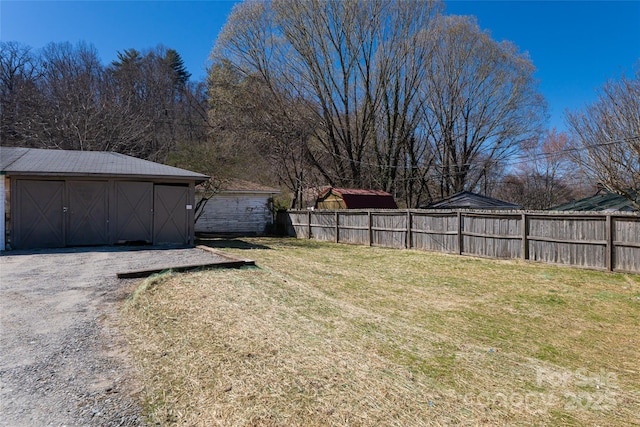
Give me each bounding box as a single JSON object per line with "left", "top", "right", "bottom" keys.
{"left": 153, "top": 185, "right": 189, "bottom": 245}
{"left": 114, "top": 181, "right": 153, "bottom": 244}
{"left": 67, "top": 181, "right": 109, "bottom": 246}
{"left": 14, "top": 180, "right": 65, "bottom": 249}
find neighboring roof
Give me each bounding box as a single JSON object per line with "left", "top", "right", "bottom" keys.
{"left": 219, "top": 179, "right": 281, "bottom": 194}
{"left": 196, "top": 179, "right": 280, "bottom": 195}
{"left": 550, "top": 190, "right": 638, "bottom": 212}
{"left": 0, "top": 146, "right": 209, "bottom": 182}
{"left": 317, "top": 187, "right": 398, "bottom": 209}
{"left": 424, "top": 191, "right": 520, "bottom": 209}
{"left": 330, "top": 188, "right": 393, "bottom": 197}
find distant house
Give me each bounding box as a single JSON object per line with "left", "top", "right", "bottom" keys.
{"left": 1, "top": 146, "right": 208, "bottom": 250}
{"left": 423, "top": 191, "right": 520, "bottom": 210}
{"left": 195, "top": 179, "right": 280, "bottom": 235}
{"left": 550, "top": 189, "right": 638, "bottom": 212}
{"left": 315, "top": 187, "right": 398, "bottom": 209}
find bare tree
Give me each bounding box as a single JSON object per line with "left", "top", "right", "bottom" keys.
{"left": 372, "top": 1, "right": 437, "bottom": 200}
{"left": 0, "top": 41, "right": 42, "bottom": 146}
{"left": 566, "top": 68, "right": 640, "bottom": 209}
{"left": 1, "top": 42, "right": 124, "bottom": 152}
{"left": 205, "top": 59, "right": 321, "bottom": 208}
{"left": 419, "top": 15, "right": 547, "bottom": 199}
{"left": 495, "top": 130, "right": 576, "bottom": 209}
{"left": 108, "top": 45, "right": 205, "bottom": 161}
{"left": 212, "top": 0, "right": 440, "bottom": 190}
{"left": 36, "top": 42, "right": 110, "bottom": 150}
{"left": 1, "top": 42, "right": 210, "bottom": 163}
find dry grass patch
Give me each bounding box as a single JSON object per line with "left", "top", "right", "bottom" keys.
{"left": 121, "top": 238, "right": 640, "bottom": 426}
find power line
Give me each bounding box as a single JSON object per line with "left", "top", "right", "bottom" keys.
{"left": 306, "top": 134, "right": 639, "bottom": 173}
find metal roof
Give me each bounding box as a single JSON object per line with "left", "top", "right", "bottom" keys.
{"left": 1, "top": 146, "right": 209, "bottom": 182}
{"left": 550, "top": 190, "right": 638, "bottom": 212}
{"left": 330, "top": 188, "right": 394, "bottom": 197}
{"left": 196, "top": 179, "right": 281, "bottom": 194}
{"left": 220, "top": 179, "right": 281, "bottom": 194}
{"left": 424, "top": 191, "right": 520, "bottom": 209}
{"left": 317, "top": 187, "right": 398, "bottom": 209}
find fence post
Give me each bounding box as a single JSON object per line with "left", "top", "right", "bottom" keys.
{"left": 368, "top": 211, "right": 373, "bottom": 246}
{"left": 307, "top": 210, "right": 312, "bottom": 239}
{"left": 521, "top": 212, "right": 529, "bottom": 260}
{"left": 335, "top": 211, "right": 339, "bottom": 243}
{"left": 457, "top": 211, "right": 463, "bottom": 255}
{"left": 606, "top": 214, "right": 613, "bottom": 271}
{"left": 406, "top": 210, "right": 412, "bottom": 249}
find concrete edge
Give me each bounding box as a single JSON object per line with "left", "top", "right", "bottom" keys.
{"left": 195, "top": 245, "right": 256, "bottom": 265}
{"left": 116, "top": 246, "right": 256, "bottom": 279}
{"left": 116, "top": 259, "right": 255, "bottom": 279}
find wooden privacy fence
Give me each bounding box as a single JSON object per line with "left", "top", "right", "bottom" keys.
{"left": 279, "top": 209, "right": 640, "bottom": 274}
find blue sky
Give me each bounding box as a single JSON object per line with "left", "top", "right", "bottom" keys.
{"left": 2, "top": 1, "right": 639, "bottom": 132}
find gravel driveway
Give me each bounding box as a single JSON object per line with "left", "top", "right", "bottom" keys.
{"left": 0, "top": 246, "right": 232, "bottom": 427}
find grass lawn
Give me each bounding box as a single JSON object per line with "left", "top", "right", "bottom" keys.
{"left": 121, "top": 237, "right": 640, "bottom": 426}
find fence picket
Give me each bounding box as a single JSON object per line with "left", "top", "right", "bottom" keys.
{"left": 279, "top": 210, "right": 639, "bottom": 273}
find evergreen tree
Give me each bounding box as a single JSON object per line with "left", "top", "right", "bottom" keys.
{"left": 164, "top": 49, "right": 191, "bottom": 86}
{"left": 111, "top": 48, "right": 142, "bottom": 68}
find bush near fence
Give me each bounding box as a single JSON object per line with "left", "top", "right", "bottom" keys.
{"left": 278, "top": 209, "right": 640, "bottom": 274}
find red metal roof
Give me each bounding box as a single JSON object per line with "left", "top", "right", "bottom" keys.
{"left": 317, "top": 187, "right": 398, "bottom": 209}
{"left": 331, "top": 188, "right": 393, "bottom": 197}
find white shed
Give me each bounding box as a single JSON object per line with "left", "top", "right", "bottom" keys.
{"left": 195, "top": 180, "right": 280, "bottom": 236}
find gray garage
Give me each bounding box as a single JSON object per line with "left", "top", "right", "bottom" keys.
{"left": 1, "top": 147, "right": 208, "bottom": 250}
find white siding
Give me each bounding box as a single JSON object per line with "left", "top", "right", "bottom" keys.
{"left": 195, "top": 192, "right": 273, "bottom": 235}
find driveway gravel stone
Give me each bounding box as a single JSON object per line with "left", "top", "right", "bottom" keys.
{"left": 0, "top": 246, "right": 230, "bottom": 426}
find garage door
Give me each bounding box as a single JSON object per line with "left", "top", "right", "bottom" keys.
{"left": 67, "top": 181, "right": 109, "bottom": 246}
{"left": 114, "top": 181, "right": 153, "bottom": 244}
{"left": 153, "top": 185, "right": 189, "bottom": 245}
{"left": 14, "top": 180, "right": 65, "bottom": 249}
{"left": 12, "top": 180, "right": 191, "bottom": 249}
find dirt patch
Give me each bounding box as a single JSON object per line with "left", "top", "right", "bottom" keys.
{"left": 0, "top": 246, "right": 232, "bottom": 427}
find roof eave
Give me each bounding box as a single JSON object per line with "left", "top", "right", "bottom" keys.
{"left": 2, "top": 170, "right": 209, "bottom": 183}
